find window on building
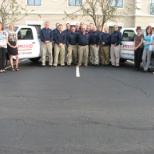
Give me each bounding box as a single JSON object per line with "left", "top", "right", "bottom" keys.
{"left": 111, "top": 0, "right": 123, "bottom": 8}
{"left": 68, "top": 0, "right": 82, "bottom": 6}
{"left": 27, "top": 0, "right": 41, "bottom": 6}
{"left": 151, "top": 0, "right": 154, "bottom": 14}
{"left": 18, "top": 28, "right": 33, "bottom": 40}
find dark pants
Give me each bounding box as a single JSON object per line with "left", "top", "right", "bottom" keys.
{"left": 0, "top": 48, "right": 6, "bottom": 70}
{"left": 134, "top": 48, "right": 143, "bottom": 70}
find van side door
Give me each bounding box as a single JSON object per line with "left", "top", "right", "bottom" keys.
{"left": 17, "top": 27, "right": 40, "bottom": 59}
{"left": 121, "top": 30, "right": 136, "bottom": 60}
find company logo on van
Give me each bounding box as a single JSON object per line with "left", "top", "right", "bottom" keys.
{"left": 122, "top": 44, "right": 134, "bottom": 51}
{"left": 18, "top": 44, "right": 33, "bottom": 51}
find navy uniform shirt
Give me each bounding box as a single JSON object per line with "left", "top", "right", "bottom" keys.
{"left": 86, "top": 30, "right": 92, "bottom": 34}
{"left": 54, "top": 30, "right": 67, "bottom": 45}
{"left": 40, "top": 28, "right": 53, "bottom": 42}
{"left": 90, "top": 31, "right": 100, "bottom": 46}
{"left": 111, "top": 31, "right": 122, "bottom": 45}
{"left": 53, "top": 28, "right": 58, "bottom": 35}
{"left": 76, "top": 29, "right": 81, "bottom": 34}
{"left": 67, "top": 32, "right": 78, "bottom": 47}
{"left": 101, "top": 33, "right": 111, "bottom": 46}
{"left": 77, "top": 32, "right": 90, "bottom": 46}
{"left": 63, "top": 29, "right": 71, "bottom": 39}
{"left": 97, "top": 31, "right": 104, "bottom": 39}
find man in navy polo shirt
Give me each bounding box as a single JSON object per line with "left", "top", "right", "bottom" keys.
{"left": 53, "top": 24, "right": 67, "bottom": 66}
{"left": 40, "top": 21, "right": 53, "bottom": 66}
{"left": 110, "top": 25, "right": 122, "bottom": 67}
{"left": 100, "top": 27, "right": 111, "bottom": 66}
{"left": 67, "top": 26, "right": 78, "bottom": 66}
{"left": 89, "top": 26, "right": 100, "bottom": 66}
{"left": 77, "top": 25, "right": 90, "bottom": 67}
{"left": 53, "top": 23, "right": 59, "bottom": 35}
{"left": 63, "top": 23, "right": 71, "bottom": 39}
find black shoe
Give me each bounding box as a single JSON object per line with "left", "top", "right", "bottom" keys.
{"left": 105, "top": 64, "right": 109, "bottom": 67}
{"left": 136, "top": 68, "right": 140, "bottom": 71}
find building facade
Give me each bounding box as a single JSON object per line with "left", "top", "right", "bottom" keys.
{"left": 15, "top": 0, "right": 154, "bottom": 33}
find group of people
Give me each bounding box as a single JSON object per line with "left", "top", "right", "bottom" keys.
{"left": 0, "top": 21, "right": 154, "bottom": 74}
{"left": 0, "top": 22, "right": 19, "bottom": 73}
{"left": 134, "top": 26, "right": 154, "bottom": 72}
{"left": 40, "top": 22, "right": 121, "bottom": 68}
{"left": 40, "top": 21, "right": 154, "bottom": 73}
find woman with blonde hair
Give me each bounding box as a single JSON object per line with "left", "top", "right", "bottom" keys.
{"left": 7, "top": 23, "right": 19, "bottom": 71}
{"left": 0, "top": 22, "right": 7, "bottom": 73}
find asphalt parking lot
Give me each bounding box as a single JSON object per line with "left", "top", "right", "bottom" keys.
{"left": 0, "top": 60, "right": 154, "bottom": 154}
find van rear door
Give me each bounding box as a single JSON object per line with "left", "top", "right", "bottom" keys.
{"left": 121, "top": 30, "right": 136, "bottom": 60}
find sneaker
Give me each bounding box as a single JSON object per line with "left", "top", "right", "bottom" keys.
{"left": 61, "top": 64, "right": 65, "bottom": 66}
{"left": 84, "top": 64, "right": 88, "bottom": 67}
{"left": 53, "top": 64, "right": 57, "bottom": 67}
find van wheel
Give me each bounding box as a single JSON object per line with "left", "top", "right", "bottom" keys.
{"left": 120, "top": 59, "right": 127, "bottom": 63}
{"left": 29, "top": 57, "right": 41, "bottom": 63}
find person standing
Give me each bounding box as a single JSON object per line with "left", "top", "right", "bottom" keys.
{"left": 142, "top": 26, "right": 153, "bottom": 72}
{"left": 97, "top": 26, "right": 103, "bottom": 38}
{"left": 110, "top": 25, "right": 122, "bottom": 67}
{"left": 0, "top": 22, "right": 7, "bottom": 73}
{"left": 89, "top": 23, "right": 94, "bottom": 31}
{"left": 134, "top": 26, "right": 144, "bottom": 71}
{"left": 54, "top": 24, "right": 66, "bottom": 66}
{"left": 86, "top": 25, "right": 92, "bottom": 34}
{"left": 100, "top": 27, "right": 111, "bottom": 66}
{"left": 63, "top": 23, "right": 71, "bottom": 38}
{"left": 7, "top": 24, "right": 19, "bottom": 71}
{"left": 53, "top": 23, "right": 60, "bottom": 35}
{"left": 67, "top": 26, "right": 78, "bottom": 66}
{"left": 79, "top": 22, "right": 84, "bottom": 30}
{"left": 89, "top": 26, "right": 100, "bottom": 66}
{"left": 77, "top": 25, "right": 90, "bottom": 67}
{"left": 40, "top": 21, "right": 53, "bottom": 67}
{"left": 76, "top": 23, "right": 80, "bottom": 33}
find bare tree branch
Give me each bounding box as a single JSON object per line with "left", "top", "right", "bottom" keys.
{"left": 0, "top": 0, "right": 40, "bottom": 26}
{"left": 64, "top": 0, "right": 131, "bottom": 28}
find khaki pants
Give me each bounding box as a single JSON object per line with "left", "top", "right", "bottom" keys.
{"left": 110, "top": 44, "right": 120, "bottom": 66}
{"left": 67, "top": 44, "right": 78, "bottom": 65}
{"left": 54, "top": 44, "right": 65, "bottom": 65}
{"left": 90, "top": 45, "right": 99, "bottom": 65}
{"left": 78, "top": 45, "right": 89, "bottom": 65}
{"left": 100, "top": 46, "right": 110, "bottom": 65}
{"left": 41, "top": 42, "right": 53, "bottom": 65}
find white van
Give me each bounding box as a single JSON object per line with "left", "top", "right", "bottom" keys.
{"left": 120, "top": 28, "right": 146, "bottom": 61}
{"left": 6, "top": 25, "right": 41, "bottom": 64}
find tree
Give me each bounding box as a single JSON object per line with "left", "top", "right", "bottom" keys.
{"left": 0, "top": 0, "right": 34, "bottom": 26}
{"left": 65, "top": 0, "right": 130, "bottom": 28}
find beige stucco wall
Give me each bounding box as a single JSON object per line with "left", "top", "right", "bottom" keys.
{"left": 14, "top": 0, "right": 154, "bottom": 29}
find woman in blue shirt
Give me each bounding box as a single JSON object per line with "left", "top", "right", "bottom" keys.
{"left": 142, "top": 26, "right": 153, "bottom": 72}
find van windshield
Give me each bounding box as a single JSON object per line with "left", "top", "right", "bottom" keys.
{"left": 122, "top": 30, "right": 135, "bottom": 42}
